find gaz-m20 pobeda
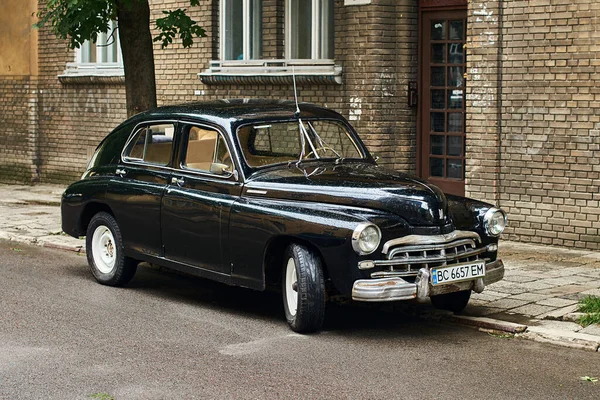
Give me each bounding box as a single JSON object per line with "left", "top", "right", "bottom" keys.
{"left": 61, "top": 100, "right": 507, "bottom": 333}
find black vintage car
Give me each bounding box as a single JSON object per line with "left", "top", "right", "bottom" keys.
{"left": 61, "top": 100, "right": 506, "bottom": 333}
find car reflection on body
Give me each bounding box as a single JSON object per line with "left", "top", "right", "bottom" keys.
{"left": 61, "top": 100, "right": 507, "bottom": 333}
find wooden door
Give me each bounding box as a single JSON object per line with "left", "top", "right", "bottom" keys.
{"left": 420, "top": 10, "right": 467, "bottom": 196}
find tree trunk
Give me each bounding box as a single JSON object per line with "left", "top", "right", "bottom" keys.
{"left": 115, "top": 0, "right": 157, "bottom": 117}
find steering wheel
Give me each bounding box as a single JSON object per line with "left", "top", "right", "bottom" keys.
{"left": 304, "top": 146, "right": 336, "bottom": 159}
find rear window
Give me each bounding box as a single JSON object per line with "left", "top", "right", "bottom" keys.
{"left": 124, "top": 123, "right": 175, "bottom": 166}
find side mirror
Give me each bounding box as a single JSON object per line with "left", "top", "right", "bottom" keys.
{"left": 373, "top": 154, "right": 380, "bottom": 163}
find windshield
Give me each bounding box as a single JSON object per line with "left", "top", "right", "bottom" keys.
{"left": 237, "top": 120, "right": 365, "bottom": 169}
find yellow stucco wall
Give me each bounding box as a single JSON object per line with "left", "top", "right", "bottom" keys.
{"left": 0, "top": 0, "right": 38, "bottom": 75}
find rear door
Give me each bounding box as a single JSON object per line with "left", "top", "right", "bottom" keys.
{"left": 161, "top": 122, "right": 243, "bottom": 275}
{"left": 106, "top": 121, "right": 176, "bottom": 257}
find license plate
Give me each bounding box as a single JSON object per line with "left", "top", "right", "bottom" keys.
{"left": 431, "top": 261, "right": 486, "bottom": 286}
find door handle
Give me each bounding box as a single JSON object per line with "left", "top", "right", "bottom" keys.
{"left": 171, "top": 177, "right": 185, "bottom": 187}
{"left": 115, "top": 168, "right": 126, "bottom": 177}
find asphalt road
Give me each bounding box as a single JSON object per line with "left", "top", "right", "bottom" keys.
{"left": 1, "top": 240, "right": 599, "bottom": 400}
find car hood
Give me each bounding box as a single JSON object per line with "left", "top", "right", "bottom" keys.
{"left": 244, "top": 162, "right": 451, "bottom": 227}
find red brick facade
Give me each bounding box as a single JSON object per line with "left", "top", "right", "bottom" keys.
{"left": 1, "top": 0, "right": 599, "bottom": 249}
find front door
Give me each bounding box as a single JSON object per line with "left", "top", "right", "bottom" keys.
{"left": 161, "top": 122, "right": 242, "bottom": 275}
{"left": 420, "top": 10, "right": 467, "bottom": 196}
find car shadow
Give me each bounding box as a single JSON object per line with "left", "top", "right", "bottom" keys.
{"left": 84, "top": 263, "right": 450, "bottom": 337}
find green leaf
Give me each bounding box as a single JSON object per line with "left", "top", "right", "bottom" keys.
{"left": 154, "top": 8, "right": 206, "bottom": 49}
{"left": 580, "top": 376, "right": 598, "bottom": 383}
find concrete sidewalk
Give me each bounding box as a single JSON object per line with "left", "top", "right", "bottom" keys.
{"left": 0, "top": 183, "right": 599, "bottom": 351}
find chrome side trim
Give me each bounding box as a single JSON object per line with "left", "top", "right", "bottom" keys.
{"left": 382, "top": 230, "right": 482, "bottom": 254}
{"left": 246, "top": 189, "right": 267, "bottom": 195}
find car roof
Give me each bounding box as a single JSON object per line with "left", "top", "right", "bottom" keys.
{"left": 131, "top": 99, "right": 345, "bottom": 126}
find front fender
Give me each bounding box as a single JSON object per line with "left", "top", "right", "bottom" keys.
{"left": 228, "top": 197, "right": 408, "bottom": 293}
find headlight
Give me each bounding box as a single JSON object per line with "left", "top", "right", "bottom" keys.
{"left": 483, "top": 208, "right": 507, "bottom": 237}
{"left": 352, "top": 223, "right": 381, "bottom": 255}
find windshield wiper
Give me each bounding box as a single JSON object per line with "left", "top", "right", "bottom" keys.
{"left": 306, "top": 121, "right": 342, "bottom": 160}
{"left": 295, "top": 117, "right": 318, "bottom": 166}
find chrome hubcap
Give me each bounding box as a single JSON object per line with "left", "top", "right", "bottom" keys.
{"left": 285, "top": 258, "right": 298, "bottom": 316}
{"left": 92, "top": 225, "right": 116, "bottom": 274}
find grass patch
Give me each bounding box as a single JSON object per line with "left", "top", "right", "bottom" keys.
{"left": 577, "top": 296, "right": 600, "bottom": 327}
{"left": 88, "top": 393, "right": 114, "bottom": 400}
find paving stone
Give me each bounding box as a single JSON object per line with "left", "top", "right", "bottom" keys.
{"left": 538, "top": 305, "right": 580, "bottom": 320}
{"left": 478, "top": 290, "right": 511, "bottom": 299}
{"left": 536, "top": 276, "right": 592, "bottom": 287}
{"left": 580, "top": 288, "right": 600, "bottom": 297}
{"left": 463, "top": 306, "right": 506, "bottom": 317}
{"left": 509, "top": 304, "right": 556, "bottom": 317}
{"left": 518, "top": 281, "right": 555, "bottom": 291}
{"left": 579, "top": 324, "right": 600, "bottom": 336}
{"left": 510, "top": 293, "right": 552, "bottom": 302}
{"left": 485, "top": 298, "right": 530, "bottom": 310}
{"left": 503, "top": 275, "right": 539, "bottom": 283}
{"left": 530, "top": 319, "right": 583, "bottom": 332}
{"left": 535, "top": 284, "right": 597, "bottom": 296}
{"left": 535, "top": 298, "right": 578, "bottom": 308}
{"left": 471, "top": 292, "right": 505, "bottom": 302}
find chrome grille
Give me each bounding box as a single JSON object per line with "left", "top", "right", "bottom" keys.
{"left": 371, "top": 231, "right": 485, "bottom": 279}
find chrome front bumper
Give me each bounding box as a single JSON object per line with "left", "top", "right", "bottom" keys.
{"left": 352, "top": 259, "right": 504, "bottom": 302}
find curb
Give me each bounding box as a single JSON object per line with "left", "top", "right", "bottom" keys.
{"left": 443, "top": 314, "right": 527, "bottom": 334}
{"left": 0, "top": 231, "right": 85, "bottom": 254}
{"left": 518, "top": 326, "right": 600, "bottom": 352}
{"left": 426, "top": 310, "right": 600, "bottom": 352}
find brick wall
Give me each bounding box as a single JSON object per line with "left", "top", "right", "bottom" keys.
{"left": 499, "top": 0, "right": 600, "bottom": 249}
{"left": 466, "top": 0, "right": 600, "bottom": 250}
{"left": 0, "top": 76, "right": 38, "bottom": 183}
{"left": 34, "top": 0, "right": 127, "bottom": 183}
{"left": 153, "top": 0, "right": 418, "bottom": 174}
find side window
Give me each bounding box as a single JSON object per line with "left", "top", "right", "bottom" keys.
{"left": 125, "top": 123, "right": 175, "bottom": 166}
{"left": 183, "top": 125, "right": 234, "bottom": 175}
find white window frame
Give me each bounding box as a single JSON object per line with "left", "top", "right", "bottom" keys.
{"left": 285, "top": 0, "right": 333, "bottom": 60}
{"left": 220, "top": 0, "right": 262, "bottom": 61}
{"left": 61, "top": 21, "right": 124, "bottom": 78}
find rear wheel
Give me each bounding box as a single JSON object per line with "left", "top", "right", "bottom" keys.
{"left": 282, "top": 244, "right": 326, "bottom": 333}
{"left": 430, "top": 290, "right": 471, "bottom": 313}
{"left": 86, "top": 212, "right": 137, "bottom": 286}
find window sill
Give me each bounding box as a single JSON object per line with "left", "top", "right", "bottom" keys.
{"left": 199, "top": 59, "right": 342, "bottom": 85}
{"left": 58, "top": 63, "right": 125, "bottom": 84}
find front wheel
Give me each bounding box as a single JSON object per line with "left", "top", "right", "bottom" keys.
{"left": 430, "top": 290, "right": 471, "bottom": 314}
{"left": 282, "top": 244, "right": 326, "bottom": 333}
{"left": 86, "top": 212, "right": 137, "bottom": 286}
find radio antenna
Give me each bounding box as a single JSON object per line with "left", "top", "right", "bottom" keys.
{"left": 292, "top": 66, "right": 301, "bottom": 117}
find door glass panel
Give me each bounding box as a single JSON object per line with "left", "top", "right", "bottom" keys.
{"left": 449, "top": 20, "right": 464, "bottom": 40}
{"left": 431, "top": 44, "right": 446, "bottom": 63}
{"left": 431, "top": 67, "right": 445, "bottom": 86}
{"left": 447, "top": 113, "right": 464, "bottom": 132}
{"left": 432, "top": 90, "right": 445, "bottom": 109}
{"left": 125, "top": 124, "right": 174, "bottom": 166}
{"left": 447, "top": 136, "right": 463, "bottom": 157}
{"left": 447, "top": 159, "right": 463, "bottom": 179}
{"left": 448, "top": 90, "right": 463, "bottom": 109}
{"left": 430, "top": 158, "right": 444, "bottom": 177}
{"left": 448, "top": 66, "right": 464, "bottom": 87}
{"left": 431, "top": 112, "right": 445, "bottom": 132}
{"left": 430, "top": 135, "right": 445, "bottom": 155}
{"left": 184, "top": 126, "right": 218, "bottom": 172}
{"left": 448, "top": 43, "right": 464, "bottom": 64}
{"left": 431, "top": 21, "right": 446, "bottom": 40}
